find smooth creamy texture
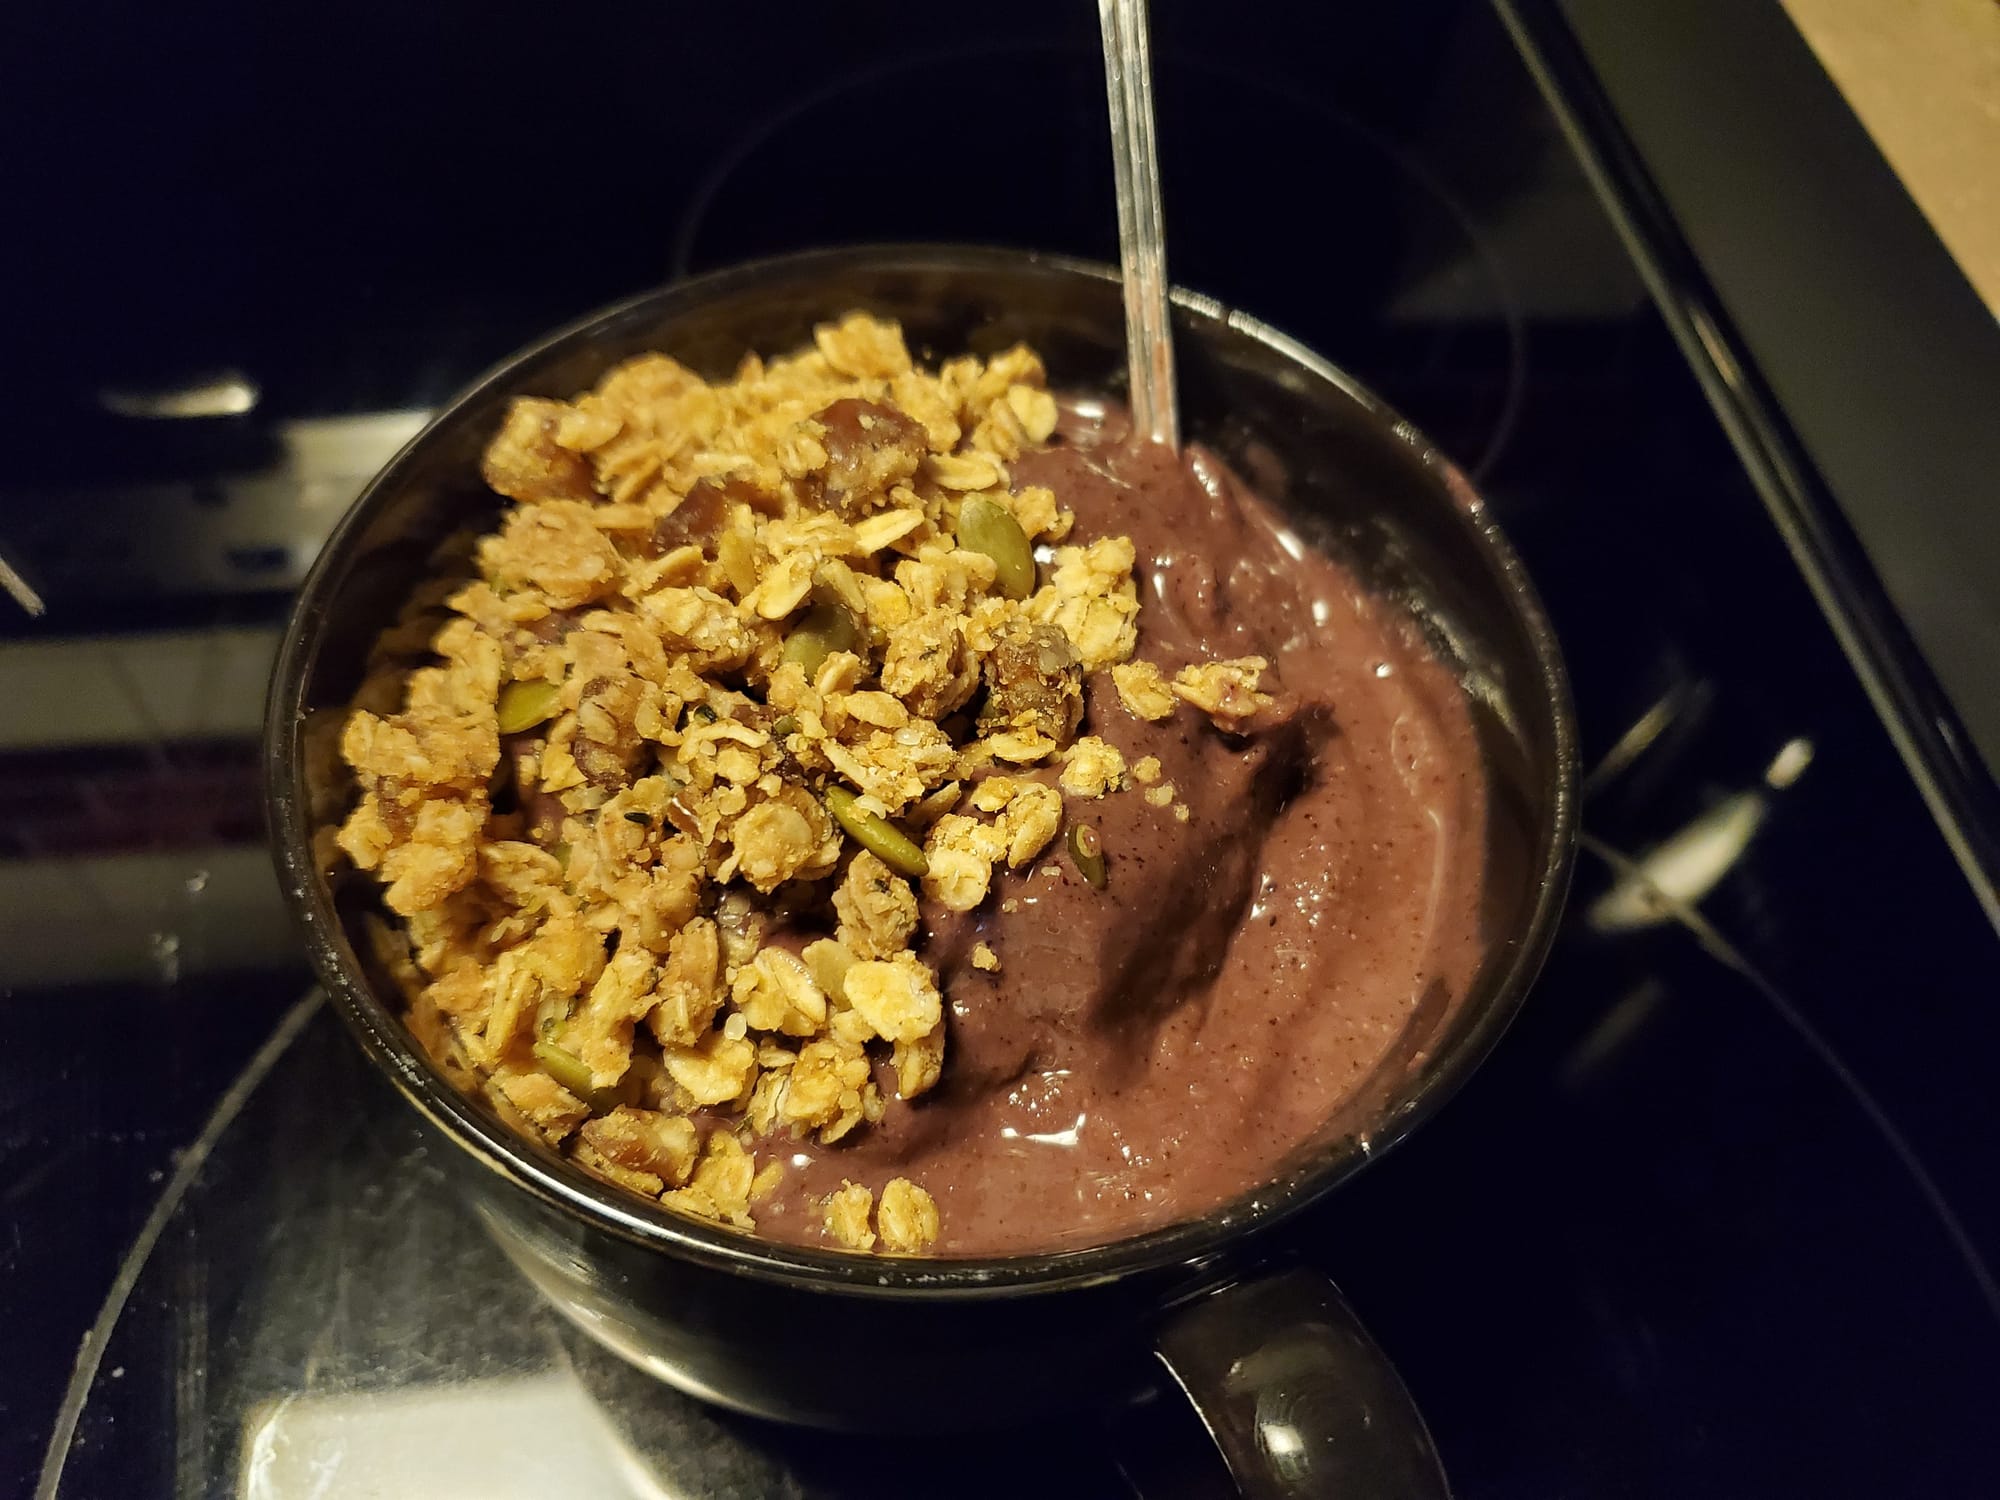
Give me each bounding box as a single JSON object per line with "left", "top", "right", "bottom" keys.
{"left": 756, "top": 409, "right": 1489, "bottom": 1254}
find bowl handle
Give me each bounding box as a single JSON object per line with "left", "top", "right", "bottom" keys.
{"left": 1140, "top": 1268, "right": 1451, "bottom": 1499}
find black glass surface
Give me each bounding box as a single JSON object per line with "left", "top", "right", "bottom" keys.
{"left": 4, "top": 1, "right": 1995, "bottom": 1495}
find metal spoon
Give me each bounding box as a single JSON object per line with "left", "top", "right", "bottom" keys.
{"left": 1098, "top": 0, "right": 1179, "bottom": 450}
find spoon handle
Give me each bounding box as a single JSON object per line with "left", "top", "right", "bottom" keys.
{"left": 1098, "top": 0, "right": 1179, "bottom": 450}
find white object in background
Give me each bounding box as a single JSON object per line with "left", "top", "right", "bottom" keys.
{"left": 239, "top": 1374, "right": 650, "bottom": 1500}
{"left": 0, "top": 551, "right": 44, "bottom": 616}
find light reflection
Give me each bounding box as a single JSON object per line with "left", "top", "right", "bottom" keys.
{"left": 1765, "top": 736, "right": 1814, "bottom": 789}
{"left": 1588, "top": 738, "right": 1815, "bottom": 931}
{"left": 997, "top": 1113, "right": 1086, "bottom": 1149}
{"left": 1023, "top": 1113, "right": 1087, "bottom": 1148}
{"left": 240, "top": 1373, "right": 653, "bottom": 1499}
{"left": 1590, "top": 792, "right": 1766, "bottom": 931}
{"left": 1247, "top": 872, "right": 1277, "bottom": 923}
{"left": 101, "top": 369, "right": 260, "bottom": 419}
{"left": 1261, "top": 1420, "right": 1305, "bottom": 1460}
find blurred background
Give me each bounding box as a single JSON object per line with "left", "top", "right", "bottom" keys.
{"left": 2, "top": 1, "right": 1996, "bottom": 1495}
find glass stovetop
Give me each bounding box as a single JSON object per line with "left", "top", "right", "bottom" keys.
{"left": 5, "top": 3, "right": 1996, "bottom": 1495}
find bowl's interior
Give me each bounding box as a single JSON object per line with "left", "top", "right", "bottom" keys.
{"left": 270, "top": 246, "right": 1574, "bottom": 1284}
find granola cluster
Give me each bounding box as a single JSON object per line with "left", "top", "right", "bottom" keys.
{"left": 334, "top": 314, "right": 1268, "bottom": 1253}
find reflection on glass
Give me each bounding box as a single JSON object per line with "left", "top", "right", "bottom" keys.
{"left": 1590, "top": 738, "right": 1813, "bottom": 931}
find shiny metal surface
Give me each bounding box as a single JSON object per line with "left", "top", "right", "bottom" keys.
{"left": 1098, "top": 0, "right": 1181, "bottom": 448}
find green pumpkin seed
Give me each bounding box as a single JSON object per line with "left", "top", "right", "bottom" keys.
{"left": 533, "top": 1037, "right": 639, "bottom": 1114}
{"left": 781, "top": 595, "right": 862, "bottom": 680}
{"left": 955, "top": 496, "right": 1036, "bottom": 600}
{"left": 532, "top": 1039, "right": 596, "bottom": 1099}
{"left": 1067, "top": 822, "right": 1107, "bottom": 890}
{"left": 824, "top": 785, "right": 930, "bottom": 879}
{"left": 496, "top": 678, "right": 562, "bottom": 735}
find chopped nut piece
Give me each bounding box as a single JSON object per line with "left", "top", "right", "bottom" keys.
{"left": 1131, "top": 754, "right": 1163, "bottom": 785}
{"left": 1171, "top": 657, "right": 1275, "bottom": 730}
{"left": 1005, "top": 484, "right": 1072, "bottom": 544}
{"left": 579, "top": 1106, "right": 699, "bottom": 1185}
{"left": 882, "top": 613, "right": 980, "bottom": 721}
{"left": 980, "top": 620, "right": 1083, "bottom": 746}
{"left": 574, "top": 1140, "right": 665, "bottom": 1198}
{"left": 970, "top": 942, "right": 1000, "bottom": 973}
{"left": 811, "top": 398, "right": 926, "bottom": 516}
{"left": 1145, "top": 782, "right": 1177, "bottom": 809}
{"left": 494, "top": 1068, "right": 588, "bottom": 1142}
{"left": 966, "top": 776, "right": 1020, "bottom": 815}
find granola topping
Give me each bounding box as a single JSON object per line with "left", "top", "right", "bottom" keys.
{"left": 336, "top": 317, "right": 1276, "bottom": 1255}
